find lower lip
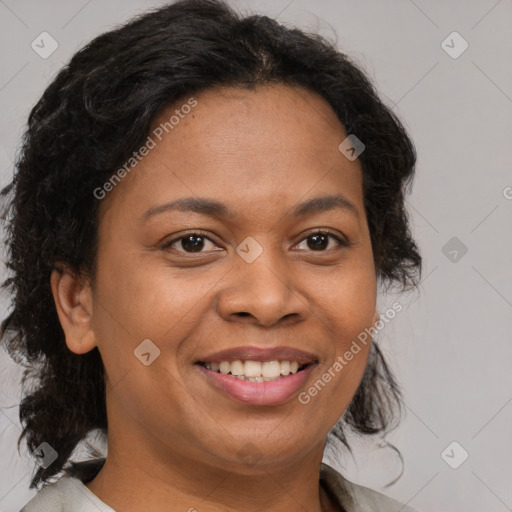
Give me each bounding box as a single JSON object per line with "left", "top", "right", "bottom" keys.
{"left": 196, "top": 364, "right": 316, "bottom": 406}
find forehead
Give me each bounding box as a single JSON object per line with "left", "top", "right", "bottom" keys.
{"left": 100, "top": 84, "right": 365, "bottom": 226}
{"left": 150, "top": 84, "right": 349, "bottom": 171}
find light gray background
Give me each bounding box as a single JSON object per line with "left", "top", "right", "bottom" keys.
{"left": 1, "top": 1, "right": 511, "bottom": 511}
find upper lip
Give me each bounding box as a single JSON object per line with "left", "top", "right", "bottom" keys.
{"left": 196, "top": 345, "right": 318, "bottom": 365}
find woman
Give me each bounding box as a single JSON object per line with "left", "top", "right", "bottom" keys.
{"left": 1, "top": 0, "right": 422, "bottom": 510}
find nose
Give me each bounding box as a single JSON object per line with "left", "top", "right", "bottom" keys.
{"left": 216, "top": 247, "right": 309, "bottom": 328}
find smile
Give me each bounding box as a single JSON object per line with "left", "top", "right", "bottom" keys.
{"left": 200, "top": 360, "right": 307, "bottom": 382}
{"left": 196, "top": 360, "right": 316, "bottom": 405}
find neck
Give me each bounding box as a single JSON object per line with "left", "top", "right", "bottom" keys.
{"left": 85, "top": 433, "right": 337, "bottom": 512}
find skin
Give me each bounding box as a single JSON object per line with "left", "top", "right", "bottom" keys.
{"left": 51, "top": 84, "right": 379, "bottom": 512}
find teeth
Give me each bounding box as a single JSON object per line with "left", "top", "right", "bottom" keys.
{"left": 203, "top": 360, "right": 306, "bottom": 380}
{"left": 244, "top": 360, "right": 262, "bottom": 377}
{"left": 231, "top": 360, "right": 244, "bottom": 376}
{"left": 219, "top": 361, "right": 230, "bottom": 374}
{"left": 262, "top": 361, "right": 281, "bottom": 378}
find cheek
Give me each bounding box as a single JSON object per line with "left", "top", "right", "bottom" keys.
{"left": 307, "top": 256, "right": 376, "bottom": 376}
{"left": 93, "top": 248, "right": 203, "bottom": 335}
{"left": 91, "top": 249, "right": 221, "bottom": 385}
{"left": 300, "top": 266, "right": 375, "bottom": 426}
{"left": 311, "top": 258, "right": 377, "bottom": 333}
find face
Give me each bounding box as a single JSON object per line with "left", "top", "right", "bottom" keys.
{"left": 60, "top": 84, "right": 378, "bottom": 473}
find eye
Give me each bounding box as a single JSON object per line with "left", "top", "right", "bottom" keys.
{"left": 162, "top": 232, "right": 220, "bottom": 254}
{"left": 162, "top": 229, "right": 349, "bottom": 255}
{"left": 294, "top": 230, "right": 348, "bottom": 252}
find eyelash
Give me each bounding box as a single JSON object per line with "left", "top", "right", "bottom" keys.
{"left": 162, "top": 230, "right": 349, "bottom": 255}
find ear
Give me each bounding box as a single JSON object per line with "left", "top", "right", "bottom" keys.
{"left": 50, "top": 266, "right": 96, "bottom": 354}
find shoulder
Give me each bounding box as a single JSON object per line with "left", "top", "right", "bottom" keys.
{"left": 320, "top": 463, "right": 419, "bottom": 512}
{"left": 19, "top": 475, "right": 115, "bottom": 512}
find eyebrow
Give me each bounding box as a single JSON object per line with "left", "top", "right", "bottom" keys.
{"left": 141, "top": 194, "right": 359, "bottom": 221}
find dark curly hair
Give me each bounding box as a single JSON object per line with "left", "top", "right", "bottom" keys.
{"left": 0, "top": 0, "right": 421, "bottom": 490}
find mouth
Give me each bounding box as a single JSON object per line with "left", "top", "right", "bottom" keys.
{"left": 194, "top": 346, "right": 318, "bottom": 405}
{"left": 194, "top": 345, "right": 318, "bottom": 405}
{"left": 196, "top": 360, "right": 311, "bottom": 382}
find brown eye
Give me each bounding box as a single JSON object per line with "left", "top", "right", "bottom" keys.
{"left": 307, "top": 233, "right": 329, "bottom": 251}
{"left": 163, "top": 233, "right": 219, "bottom": 253}
{"left": 295, "top": 231, "right": 348, "bottom": 252}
